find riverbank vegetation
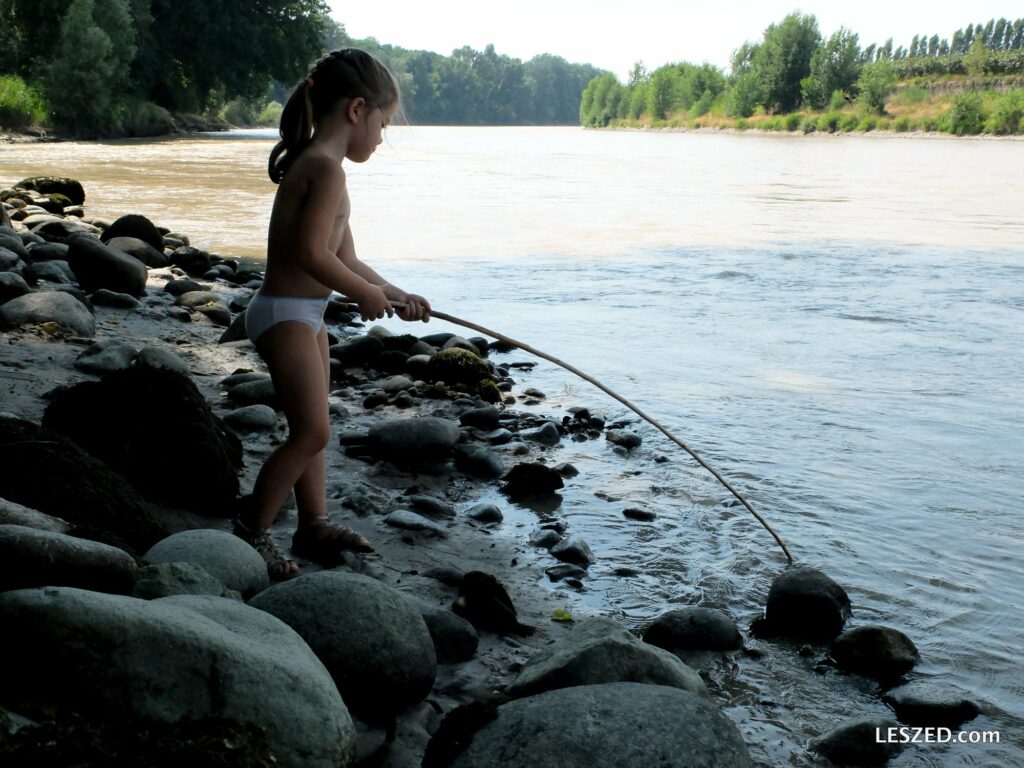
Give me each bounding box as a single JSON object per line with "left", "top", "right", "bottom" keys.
{"left": 0, "top": 0, "right": 601, "bottom": 138}
{"left": 581, "top": 14, "right": 1024, "bottom": 137}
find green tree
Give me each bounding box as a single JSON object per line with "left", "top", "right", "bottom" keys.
{"left": 801, "top": 26, "right": 860, "bottom": 109}
{"left": 855, "top": 60, "right": 897, "bottom": 114}
{"left": 135, "top": 0, "right": 330, "bottom": 113}
{"left": 627, "top": 61, "right": 647, "bottom": 86}
{"left": 753, "top": 12, "right": 821, "bottom": 112}
{"left": 964, "top": 37, "right": 988, "bottom": 77}
{"left": 580, "top": 73, "right": 622, "bottom": 127}
{"left": 647, "top": 66, "right": 676, "bottom": 119}
{"left": 726, "top": 72, "right": 764, "bottom": 117}
{"left": 46, "top": 0, "right": 124, "bottom": 133}
{"left": 730, "top": 42, "right": 759, "bottom": 76}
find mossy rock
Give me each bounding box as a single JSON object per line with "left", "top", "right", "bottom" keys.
{"left": 16, "top": 177, "right": 85, "bottom": 206}
{"left": 478, "top": 379, "right": 502, "bottom": 404}
{"left": 0, "top": 418, "right": 166, "bottom": 554}
{"left": 373, "top": 349, "right": 410, "bottom": 375}
{"left": 428, "top": 348, "right": 494, "bottom": 389}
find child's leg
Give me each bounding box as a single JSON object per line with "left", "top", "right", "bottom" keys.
{"left": 289, "top": 324, "right": 374, "bottom": 558}
{"left": 249, "top": 321, "right": 330, "bottom": 529}
{"left": 292, "top": 325, "right": 330, "bottom": 523}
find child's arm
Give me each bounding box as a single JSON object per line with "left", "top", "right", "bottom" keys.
{"left": 291, "top": 160, "right": 392, "bottom": 320}
{"left": 336, "top": 225, "right": 432, "bottom": 322}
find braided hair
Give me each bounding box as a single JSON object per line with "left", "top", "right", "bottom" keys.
{"left": 268, "top": 48, "right": 401, "bottom": 184}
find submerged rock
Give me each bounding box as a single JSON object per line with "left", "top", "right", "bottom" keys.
{"left": 882, "top": 681, "right": 980, "bottom": 728}
{"left": 501, "top": 462, "right": 564, "bottom": 498}
{"left": 447, "top": 683, "right": 749, "bottom": 768}
{"left": 643, "top": 607, "right": 744, "bottom": 652}
{"left": 753, "top": 566, "right": 852, "bottom": 641}
{"left": 810, "top": 716, "right": 904, "bottom": 767}
{"left": 830, "top": 625, "right": 920, "bottom": 682}
{"left": 550, "top": 536, "right": 594, "bottom": 566}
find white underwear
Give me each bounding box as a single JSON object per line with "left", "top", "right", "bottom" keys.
{"left": 244, "top": 292, "right": 330, "bottom": 343}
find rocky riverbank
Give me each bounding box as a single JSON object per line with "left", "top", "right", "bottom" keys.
{"left": 0, "top": 178, "right": 983, "bottom": 767}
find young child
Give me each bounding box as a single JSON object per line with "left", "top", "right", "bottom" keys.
{"left": 234, "top": 48, "right": 431, "bottom": 579}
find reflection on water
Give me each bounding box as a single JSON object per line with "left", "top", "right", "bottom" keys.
{"left": 2, "top": 128, "right": 1023, "bottom": 765}
{"left": 2, "top": 127, "right": 1023, "bottom": 261}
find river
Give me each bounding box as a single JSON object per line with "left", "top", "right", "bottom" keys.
{"left": 2, "top": 127, "right": 1022, "bottom": 766}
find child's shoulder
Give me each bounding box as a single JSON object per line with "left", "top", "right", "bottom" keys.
{"left": 290, "top": 145, "right": 346, "bottom": 179}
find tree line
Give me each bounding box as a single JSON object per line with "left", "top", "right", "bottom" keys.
{"left": 581, "top": 14, "right": 1024, "bottom": 128}
{"left": 0, "top": 0, "right": 601, "bottom": 136}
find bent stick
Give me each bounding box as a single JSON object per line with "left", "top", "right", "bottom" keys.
{"left": 352, "top": 300, "right": 795, "bottom": 564}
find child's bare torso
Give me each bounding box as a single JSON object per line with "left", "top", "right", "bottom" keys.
{"left": 263, "top": 154, "right": 348, "bottom": 297}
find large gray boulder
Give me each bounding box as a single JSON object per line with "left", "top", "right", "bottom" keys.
{"left": 0, "top": 290, "right": 95, "bottom": 336}
{"left": 0, "top": 497, "right": 70, "bottom": 533}
{"left": 448, "top": 683, "right": 750, "bottom": 768}
{"left": 0, "top": 524, "right": 138, "bottom": 593}
{"left": 0, "top": 588, "right": 355, "bottom": 768}
{"left": 132, "top": 561, "right": 242, "bottom": 601}
{"left": 143, "top": 529, "right": 269, "bottom": 598}
{"left": 67, "top": 234, "right": 148, "bottom": 297}
{"left": 507, "top": 617, "right": 707, "bottom": 699}
{"left": 249, "top": 571, "right": 437, "bottom": 723}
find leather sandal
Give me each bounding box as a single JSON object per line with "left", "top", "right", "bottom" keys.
{"left": 292, "top": 515, "right": 374, "bottom": 566}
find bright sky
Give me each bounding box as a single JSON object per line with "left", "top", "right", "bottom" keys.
{"left": 326, "top": 1, "right": 1022, "bottom": 79}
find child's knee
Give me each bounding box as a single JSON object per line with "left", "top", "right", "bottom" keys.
{"left": 289, "top": 423, "right": 330, "bottom": 455}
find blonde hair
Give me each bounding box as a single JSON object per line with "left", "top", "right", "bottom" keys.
{"left": 268, "top": 48, "right": 401, "bottom": 183}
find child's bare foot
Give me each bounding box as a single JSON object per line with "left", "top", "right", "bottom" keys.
{"left": 292, "top": 516, "right": 374, "bottom": 566}
{"left": 233, "top": 514, "right": 300, "bottom": 581}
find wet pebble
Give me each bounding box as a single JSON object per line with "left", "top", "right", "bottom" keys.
{"left": 466, "top": 503, "right": 503, "bottom": 523}
{"left": 384, "top": 510, "right": 449, "bottom": 538}
{"left": 606, "top": 430, "right": 642, "bottom": 449}
{"left": 529, "top": 529, "right": 562, "bottom": 549}
{"left": 545, "top": 563, "right": 587, "bottom": 582}
{"left": 551, "top": 536, "right": 595, "bottom": 566}
{"left": 407, "top": 495, "right": 457, "bottom": 519}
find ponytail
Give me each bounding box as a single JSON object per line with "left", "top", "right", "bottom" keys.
{"left": 268, "top": 49, "right": 401, "bottom": 184}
